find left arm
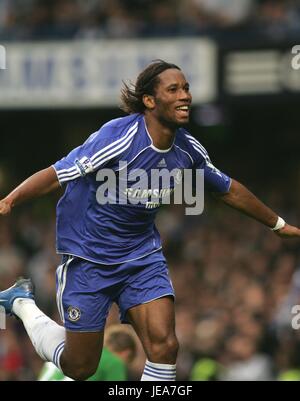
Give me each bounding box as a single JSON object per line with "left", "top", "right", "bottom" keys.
{"left": 216, "top": 178, "right": 300, "bottom": 238}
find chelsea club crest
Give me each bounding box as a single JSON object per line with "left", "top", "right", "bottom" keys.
{"left": 67, "top": 306, "right": 81, "bottom": 322}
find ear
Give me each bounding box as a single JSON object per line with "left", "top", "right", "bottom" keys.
{"left": 143, "top": 94, "right": 155, "bottom": 110}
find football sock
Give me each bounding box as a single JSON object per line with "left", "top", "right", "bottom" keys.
{"left": 141, "top": 360, "right": 176, "bottom": 381}
{"left": 13, "top": 299, "right": 65, "bottom": 370}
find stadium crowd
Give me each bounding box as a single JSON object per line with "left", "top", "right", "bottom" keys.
{"left": 1, "top": 0, "right": 300, "bottom": 42}
{"left": 0, "top": 189, "right": 300, "bottom": 380}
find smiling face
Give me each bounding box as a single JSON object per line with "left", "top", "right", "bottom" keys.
{"left": 144, "top": 68, "right": 192, "bottom": 127}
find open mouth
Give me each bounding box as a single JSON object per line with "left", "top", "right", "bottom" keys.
{"left": 175, "top": 105, "right": 190, "bottom": 117}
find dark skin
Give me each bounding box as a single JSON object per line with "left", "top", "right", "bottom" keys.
{"left": 143, "top": 68, "right": 192, "bottom": 150}
{"left": 0, "top": 68, "right": 300, "bottom": 380}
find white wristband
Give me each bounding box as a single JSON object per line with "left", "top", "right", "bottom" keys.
{"left": 270, "top": 216, "right": 286, "bottom": 231}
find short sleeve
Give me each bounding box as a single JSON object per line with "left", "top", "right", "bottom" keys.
{"left": 203, "top": 160, "right": 231, "bottom": 194}
{"left": 52, "top": 120, "right": 138, "bottom": 185}
{"left": 185, "top": 132, "right": 231, "bottom": 194}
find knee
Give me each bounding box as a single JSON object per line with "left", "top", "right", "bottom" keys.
{"left": 148, "top": 333, "right": 179, "bottom": 363}
{"left": 61, "top": 359, "right": 98, "bottom": 381}
{"left": 65, "top": 364, "right": 97, "bottom": 381}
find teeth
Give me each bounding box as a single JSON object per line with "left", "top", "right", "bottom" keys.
{"left": 177, "top": 106, "right": 189, "bottom": 111}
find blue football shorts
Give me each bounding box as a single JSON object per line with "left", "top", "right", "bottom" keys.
{"left": 55, "top": 250, "right": 175, "bottom": 331}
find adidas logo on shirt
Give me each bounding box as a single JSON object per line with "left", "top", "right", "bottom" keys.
{"left": 157, "top": 158, "right": 167, "bottom": 168}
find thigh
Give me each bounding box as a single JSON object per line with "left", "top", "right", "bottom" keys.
{"left": 61, "top": 330, "right": 104, "bottom": 373}
{"left": 117, "top": 253, "right": 175, "bottom": 325}
{"left": 126, "top": 296, "right": 176, "bottom": 350}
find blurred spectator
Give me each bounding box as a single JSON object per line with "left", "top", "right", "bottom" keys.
{"left": 0, "top": 323, "right": 24, "bottom": 381}
{"left": 1, "top": 0, "right": 300, "bottom": 41}
{"left": 193, "top": 0, "right": 255, "bottom": 27}
{"left": 220, "top": 334, "right": 274, "bottom": 380}
{"left": 190, "top": 357, "right": 222, "bottom": 380}
{"left": 253, "top": 0, "right": 300, "bottom": 40}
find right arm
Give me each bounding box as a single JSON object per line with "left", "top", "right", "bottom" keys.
{"left": 0, "top": 120, "right": 137, "bottom": 216}
{"left": 0, "top": 166, "right": 60, "bottom": 215}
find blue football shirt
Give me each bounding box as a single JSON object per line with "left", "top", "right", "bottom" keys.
{"left": 52, "top": 113, "right": 231, "bottom": 264}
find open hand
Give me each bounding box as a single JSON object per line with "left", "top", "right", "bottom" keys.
{"left": 274, "top": 223, "right": 300, "bottom": 238}
{"left": 0, "top": 200, "right": 12, "bottom": 215}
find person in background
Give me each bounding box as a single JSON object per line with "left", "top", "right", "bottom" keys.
{"left": 38, "top": 324, "right": 137, "bottom": 381}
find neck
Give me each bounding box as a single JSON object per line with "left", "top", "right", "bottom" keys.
{"left": 144, "top": 114, "right": 176, "bottom": 150}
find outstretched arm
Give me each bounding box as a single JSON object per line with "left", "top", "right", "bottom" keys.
{"left": 0, "top": 166, "right": 60, "bottom": 215}
{"left": 217, "top": 178, "right": 300, "bottom": 238}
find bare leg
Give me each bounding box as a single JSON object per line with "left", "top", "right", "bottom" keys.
{"left": 126, "top": 296, "right": 178, "bottom": 380}
{"left": 60, "top": 331, "right": 104, "bottom": 380}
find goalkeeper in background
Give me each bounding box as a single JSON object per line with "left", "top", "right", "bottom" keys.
{"left": 38, "top": 325, "right": 137, "bottom": 381}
